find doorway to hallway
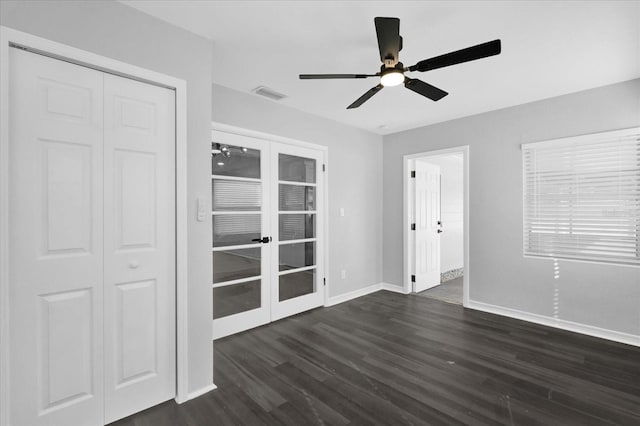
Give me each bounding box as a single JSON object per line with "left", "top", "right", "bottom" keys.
{"left": 404, "top": 146, "right": 469, "bottom": 305}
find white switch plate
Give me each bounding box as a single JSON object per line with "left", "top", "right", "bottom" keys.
{"left": 340, "top": 207, "right": 345, "bottom": 217}
{"left": 341, "top": 270, "right": 346, "bottom": 279}
{"left": 196, "top": 196, "right": 207, "bottom": 222}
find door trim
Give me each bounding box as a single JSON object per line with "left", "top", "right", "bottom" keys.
{"left": 403, "top": 145, "right": 470, "bottom": 305}
{"left": 0, "top": 26, "right": 190, "bottom": 425}
{"left": 210, "top": 122, "right": 330, "bottom": 310}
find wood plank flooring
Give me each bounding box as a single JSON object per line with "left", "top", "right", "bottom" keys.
{"left": 112, "top": 291, "right": 640, "bottom": 426}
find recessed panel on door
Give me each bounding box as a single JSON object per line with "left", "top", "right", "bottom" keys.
{"left": 42, "top": 141, "right": 93, "bottom": 255}
{"left": 39, "top": 289, "right": 94, "bottom": 412}
{"left": 115, "top": 280, "right": 158, "bottom": 387}
{"left": 115, "top": 150, "right": 156, "bottom": 250}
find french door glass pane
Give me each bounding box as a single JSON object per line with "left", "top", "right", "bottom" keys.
{"left": 213, "top": 280, "right": 261, "bottom": 319}
{"left": 213, "top": 247, "right": 261, "bottom": 283}
{"left": 279, "top": 214, "right": 315, "bottom": 241}
{"left": 212, "top": 144, "right": 260, "bottom": 179}
{"left": 213, "top": 214, "right": 261, "bottom": 247}
{"left": 279, "top": 270, "right": 315, "bottom": 302}
{"left": 279, "top": 184, "right": 315, "bottom": 211}
{"left": 213, "top": 179, "right": 261, "bottom": 211}
{"left": 279, "top": 153, "right": 316, "bottom": 183}
{"left": 279, "top": 242, "right": 316, "bottom": 271}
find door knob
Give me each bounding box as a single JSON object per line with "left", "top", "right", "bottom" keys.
{"left": 251, "top": 236, "right": 272, "bottom": 244}
{"left": 128, "top": 260, "right": 140, "bottom": 269}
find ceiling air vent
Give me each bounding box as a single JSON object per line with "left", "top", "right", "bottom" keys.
{"left": 252, "top": 86, "right": 287, "bottom": 101}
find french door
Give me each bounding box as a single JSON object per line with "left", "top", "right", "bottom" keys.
{"left": 212, "top": 131, "right": 325, "bottom": 339}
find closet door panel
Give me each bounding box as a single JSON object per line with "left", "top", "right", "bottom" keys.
{"left": 103, "top": 73, "right": 176, "bottom": 424}
{"left": 9, "top": 48, "right": 105, "bottom": 426}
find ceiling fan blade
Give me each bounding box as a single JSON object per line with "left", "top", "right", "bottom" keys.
{"left": 299, "top": 74, "right": 379, "bottom": 80}
{"left": 374, "top": 17, "right": 401, "bottom": 65}
{"left": 408, "top": 39, "right": 501, "bottom": 72}
{"left": 347, "top": 84, "right": 384, "bottom": 109}
{"left": 300, "top": 73, "right": 378, "bottom": 79}
{"left": 404, "top": 78, "right": 448, "bottom": 101}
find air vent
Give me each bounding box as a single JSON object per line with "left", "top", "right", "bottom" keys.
{"left": 252, "top": 86, "right": 287, "bottom": 101}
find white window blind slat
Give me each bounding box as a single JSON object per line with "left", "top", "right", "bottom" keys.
{"left": 522, "top": 128, "right": 640, "bottom": 266}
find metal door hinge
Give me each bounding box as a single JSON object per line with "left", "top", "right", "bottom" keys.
{"left": 411, "top": 275, "right": 416, "bottom": 283}
{"left": 322, "top": 164, "right": 326, "bottom": 172}
{"left": 411, "top": 223, "right": 416, "bottom": 231}
{"left": 323, "top": 277, "right": 326, "bottom": 286}
{"left": 410, "top": 170, "right": 415, "bottom": 178}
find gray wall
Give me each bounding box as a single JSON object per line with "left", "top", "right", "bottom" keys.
{"left": 1, "top": 0, "right": 214, "bottom": 393}
{"left": 212, "top": 84, "right": 383, "bottom": 297}
{"left": 384, "top": 79, "right": 640, "bottom": 337}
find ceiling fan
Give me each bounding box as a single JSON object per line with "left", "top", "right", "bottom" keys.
{"left": 299, "top": 17, "right": 501, "bottom": 109}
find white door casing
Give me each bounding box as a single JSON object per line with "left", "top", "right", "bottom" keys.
{"left": 8, "top": 47, "right": 176, "bottom": 425}
{"left": 103, "top": 74, "right": 176, "bottom": 423}
{"left": 414, "top": 161, "right": 441, "bottom": 292}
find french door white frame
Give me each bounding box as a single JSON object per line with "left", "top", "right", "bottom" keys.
{"left": 0, "top": 26, "right": 191, "bottom": 426}
{"left": 211, "top": 122, "right": 330, "bottom": 330}
{"left": 211, "top": 131, "right": 271, "bottom": 339}
{"left": 403, "top": 146, "right": 470, "bottom": 306}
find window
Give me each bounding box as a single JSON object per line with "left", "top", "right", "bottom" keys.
{"left": 522, "top": 128, "right": 640, "bottom": 266}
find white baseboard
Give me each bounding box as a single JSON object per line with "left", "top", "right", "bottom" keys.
{"left": 326, "top": 282, "right": 412, "bottom": 307}
{"left": 467, "top": 300, "right": 640, "bottom": 348}
{"left": 380, "top": 283, "right": 410, "bottom": 294}
{"left": 326, "top": 283, "right": 382, "bottom": 307}
{"left": 177, "top": 383, "right": 217, "bottom": 403}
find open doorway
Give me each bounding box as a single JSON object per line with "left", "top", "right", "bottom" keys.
{"left": 403, "top": 146, "right": 469, "bottom": 306}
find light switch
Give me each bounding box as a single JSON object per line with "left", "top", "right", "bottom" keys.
{"left": 197, "top": 196, "right": 207, "bottom": 222}
{"left": 340, "top": 207, "right": 345, "bottom": 217}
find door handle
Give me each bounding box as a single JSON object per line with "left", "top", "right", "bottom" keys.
{"left": 251, "top": 236, "right": 272, "bottom": 243}
{"left": 437, "top": 229, "right": 443, "bottom": 234}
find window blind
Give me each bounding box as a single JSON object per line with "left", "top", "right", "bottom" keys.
{"left": 522, "top": 128, "right": 640, "bottom": 266}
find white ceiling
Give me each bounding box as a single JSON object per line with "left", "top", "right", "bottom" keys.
{"left": 121, "top": 1, "right": 640, "bottom": 135}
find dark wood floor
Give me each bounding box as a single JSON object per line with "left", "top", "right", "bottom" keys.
{"left": 112, "top": 291, "right": 640, "bottom": 426}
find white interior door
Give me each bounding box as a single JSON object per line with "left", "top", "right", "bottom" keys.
{"left": 8, "top": 48, "right": 176, "bottom": 426}
{"left": 103, "top": 74, "right": 176, "bottom": 423}
{"left": 414, "top": 161, "right": 441, "bottom": 292}
{"left": 211, "top": 132, "right": 270, "bottom": 340}
{"left": 270, "top": 142, "right": 324, "bottom": 321}
{"left": 8, "top": 47, "right": 105, "bottom": 426}
{"left": 211, "top": 133, "right": 325, "bottom": 338}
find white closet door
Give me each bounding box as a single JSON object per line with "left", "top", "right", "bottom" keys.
{"left": 9, "top": 48, "right": 105, "bottom": 426}
{"left": 103, "top": 74, "right": 176, "bottom": 423}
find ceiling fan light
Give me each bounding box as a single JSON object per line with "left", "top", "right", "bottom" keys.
{"left": 380, "top": 70, "right": 404, "bottom": 87}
